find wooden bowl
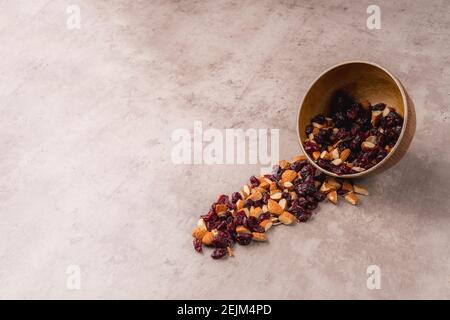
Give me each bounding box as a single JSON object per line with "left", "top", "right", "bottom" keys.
{"left": 297, "top": 61, "right": 416, "bottom": 178}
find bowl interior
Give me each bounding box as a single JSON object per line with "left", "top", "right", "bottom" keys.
{"left": 298, "top": 62, "right": 406, "bottom": 177}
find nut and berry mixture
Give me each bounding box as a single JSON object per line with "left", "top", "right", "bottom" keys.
{"left": 303, "top": 92, "right": 403, "bottom": 175}
{"left": 191, "top": 155, "right": 369, "bottom": 259}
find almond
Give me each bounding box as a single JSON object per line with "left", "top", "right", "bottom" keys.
{"left": 344, "top": 192, "right": 359, "bottom": 205}
{"left": 339, "top": 148, "right": 351, "bottom": 162}
{"left": 260, "top": 220, "right": 273, "bottom": 231}
{"left": 270, "top": 217, "right": 280, "bottom": 225}
{"left": 248, "top": 190, "right": 262, "bottom": 201}
{"left": 292, "top": 154, "right": 307, "bottom": 162}
{"left": 283, "top": 181, "right": 294, "bottom": 190}
{"left": 327, "top": 190, "right": 338, "bottom": 204}
{"left": 351, "top": 166, "right": 365, "bottom": 172}
{"left": 269, "top": 182, "right": 277, "bottom": 191}
{"left": 308, "top": 133, "right": 315, "bottom": 141}
{"left": 242, "top": 184, "right": 251, "bottom": 197}
{"left": 332, "top": 158, "right": 343, "bottom": 166}
{"left": 270, "top": 192, "right": 282, "bottom": 200}
{"left": 215, "top": 204, "right": 228, "bottom": 216}
{"left": 268, "top": 199, "right": 284, "bottom": 216}
{"left": 250, "top": 206, "right": 263, "bottom": 218}
{"left": 236, "top": 226, "right": 251, "bottom": 234}
{"left": 289, "top": 191, "right": 298, "bottom": 200}
{"left": 197, "top": 218, "right": 207, "bottom": 231}
{"left": 353, "top": 185, "right": 369, "bottom": 196}
{"left": 371, "top": 110, "right": 382, "bottom": 126}
{"left": 279, "top": 198, "right": 287, "bottom": 210}
{"left": 327, "top": 178, "right": 342, "bottom": 189}
{"left": 361, "top": 141, "right": 376, "bottom": 151}
{"left": 331, "top": 148, "right": 340, "bottom": 160}
{"left": 259, "top": 181, "right": 270, "bottom": 189}
{"left": 366, "top": 135, "right": 377, "bottom": 144}
{"left": 312, "top": 127, "right": 320, "bottom": 135}
{"left": 312, "top": 122, "right": 324, "bottom": 129}
{"left": 320, "top": 182, "right": 334, "bottom": 194}
{"left": 262, "top": 204, "right": 268, "bottom": 213}
{"left": 320, "top": 150, "right": 332, "bottom": 160}
{"left": 382, "top": 106, "right": 391, "bottom": 117}
{"left": 192, "top": 227, "right": 207, "bottom": 240}
{"left": 341, "top": 181, "right": 353, "bottom": 192}
{"left": 279, "top": 159, "right": 290, "bottom": 169}
{"left": 252, "top": 232, "right": 267, "bottom": 242}
{"left": 312, "top": 151, "right": 321, "bottom": 160}
{"left": 281, "top": 170, "right": 297, "bottom": 183}
{"left": 236, "top": 199, "right": 244, "bottom": 210}
{"left": 202, "top": 231, "right": 214, "bottom": 246}
{"left": 279, "top": 211, "right": 296, "bottom": 225}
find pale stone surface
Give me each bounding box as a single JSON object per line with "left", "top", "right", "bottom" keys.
{"left": 0, "top": 0, "right": 449, "bottom": 299}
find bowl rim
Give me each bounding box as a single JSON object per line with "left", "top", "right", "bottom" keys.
{"left": 296, "top": 60, "right": 409, "bottom": 178}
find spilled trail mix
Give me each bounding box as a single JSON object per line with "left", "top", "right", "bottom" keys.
{"left": 192, "top": 155, "right": 369, "bottom": 259}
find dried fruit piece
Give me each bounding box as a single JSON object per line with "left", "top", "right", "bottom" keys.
{"left": 344, "top": 192, "right": 359, "bottom": 205}
{"left": 292, "top": 154, "right": 307, "bottom": 162}
{"left": 215, "top": 204, "right": 228, "bottom": 215}
{"left": 327, "top": 190, "right": 338, "bottom": 204}
{"left": 252, "top": 232, "right": 267, "bottom": 242}
{"left": 353, "top": 185, "right": 369, "bottom": 196}
{"left": 211, "top": 248, "right": 227, "bottom": 259}
{"left": 279, "top": 212, "right": 296, "bottom": 225}
{"left": 268, "top": 199, "right": 284, "bottom": 216}
{"left": 371, "top": 110, "right": 383, "bottom": 126}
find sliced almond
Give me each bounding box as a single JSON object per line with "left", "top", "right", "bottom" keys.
{"left": 312, "top": 151, "right": 321, "bottom": 160}
{"left": 308, "top": 133, "right": 315, "bottom": 140}
{"left": 385, "top": 145, "right": 392, "bottom": 152}
{"left": 240, "top": 208, "right": 250, "bottom": 217}
{"left": 279, "top": 198, "right": 287, "bottom": 210}
{"left": 327, "top": 178, "right": 342, "bottom": 189}
{"left": 327, "top": 190, "right": 338, "bottom": 204}
{"left": 292, "top": 154, "right": 307, "bottom": 162}
{"left": 236, "top": 199, "right": 244, "bottom": 210}
{"left": 341, "top": 181, "right": 353, "bottom": 192}
{"left": 262, "top": 204, "right": 268, "bottom": 213}
{"left": 270, "top": 191, "right": 282, "bottom": 200}
{"left": 351, "top": 166, "right": 365, "bottom": 172}
{"left": 259, "top": 181, "right": 270, "bottom": 189}
{"left": 312, "top": 122, "right": 324, "bottom": 129}
{"left": 279, "top": 211, "right": 296, "bottom": 225}
{"left": 281, "top": 170, "right": 297, "bottom": 183}
{"left": 269, "top": 182, "right": 277, "bottom": 191}
{"left": 366, "top": 135, "right": 377, "bottom": 144}
{"left": 279, "top": 159, "right": 290, "bottom": 169}
{"left": 242, "top": 185, "right": 251, "bottom": 197}
{"left": 353, "top": 185, "right": 369, "bottom": 196}
{"left": 270, "top": 217, "right": 280, "bottom": 225}
{"left": 215, "top": 204, "right": 228, "bottom": 216}
{"left": 320, "top": 182, "right": 334, "bottom": 194}
{"left": 382, "top": 106, "right": 391, "bottom": 117}
{"left": 344, "top": 192, "right": 359, "bottom": 205}
{"left": 331, "top": 148, "right": 340, "bottom": 160}
{"left": 289, "top": 191, "right": 298, "bottom": 200}
{"left": 312, "top": 127, "right": 320, "bottom": 135}
{"left": 268, "top": 199, "right": 284, "bottom": 216}
{"left": 371, "top": 110, "right": 382, "bottom": 126}
{"left": 250, "top": 206, "right": 263, "bottom": 218}
{"left": 361, "top": 141, "right": 376, "bottom": 151}
{"left": 192, "top": 227, "right": 207, "bottom": 240}
{"left": 252, "top": 232, "right": 267, "bottom": 242}
{"left": 201, "top": 232, "right": 214, "bottom": 246}
{"left": 339, "top": 148, "right": 351, "bottom": 162}
{"left": 248, "top": 190, "right": 262, "bottom": 201}
{"left": 236, "top": 226, "right": 251, "bottom": 234}
{"left": 332, "top": 128, "right": 339, "bottom": 135}
{"left": 332, "top": 158, "right": 343, "bottom": 166}
{"left": 260, "top": 220, "right": 273, "bottom": 231}
{"left": 197, "top": 218, "right": 207, "bottom": 231}
{"left": 320, "top": 150, "right": 332, "bottom": 160}
{"left": 283, "top": 181, "right": 294, "bottom": 190}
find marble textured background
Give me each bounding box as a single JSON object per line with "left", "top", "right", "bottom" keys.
{"left": 0, "top": 0, "right": 449, "bottom": 299}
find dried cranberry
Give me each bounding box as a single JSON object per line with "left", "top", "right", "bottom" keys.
{"left": 249, "top": 175, "right": 259, "bottom": 188}
{"left": 234, "top": 210, "right": 247, "bottom": 226}
{"left": 236, "top": 233, "right": 252, "bottom": 246}
{"left": 304, "top": 141, "right": 319, "bottom": 154}
{"left": 231, "top": 192, "right": 242, "bottom": 204}
{"left": 211, "top": 248, "right": 227, "bottom": 259}
{"left": 216, "top": 194, "right": 229, "bottom": 204}
{"left": 298, "top": 212, "right": 312, "bottom": 222}
{"left": 312, "top": 114, "right": 326, "bottom": 124}
{"left": 305, "top": 125, "right": 314, "bottom": 136}
{"left": 193, "top": 238, "right": 202, "bottom": 253}
{"left": 296, "top": 182, "right": 316, "bottom": 196}
{"left": 258, "top": 212, "right": 271, "bottom": 222}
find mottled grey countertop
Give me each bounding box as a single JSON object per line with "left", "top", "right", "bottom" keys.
{"left": 0, "top": 0, "right": 449, "bottom": 299}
